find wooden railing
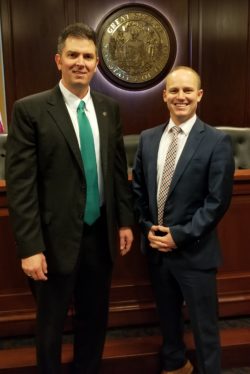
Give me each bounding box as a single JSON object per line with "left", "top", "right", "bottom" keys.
{"left": 1, "top": 170, "right": 250, "bottom": 337}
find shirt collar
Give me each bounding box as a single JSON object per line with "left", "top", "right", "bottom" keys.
{"left": 168, "top": 114, "right": 197, "bottom": 136}
{"left": 59, "top": 80, "right": 91, "bottom": 112}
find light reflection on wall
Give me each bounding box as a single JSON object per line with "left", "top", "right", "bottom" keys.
{"left": 90, "top": 1, "right": 185, "bottom": 135}
{"left": 94, "top": 68, "right": 166, "bottom": 96}
{"left": 92, "top": 2, "right": 183, "bottom": 97}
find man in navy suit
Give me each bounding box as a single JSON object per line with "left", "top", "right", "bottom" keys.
{"left": 132, "top": 66, "right": 234, "bottom": 374}
{"left": 6, "top": 23, "right": 134, "bottom": 373}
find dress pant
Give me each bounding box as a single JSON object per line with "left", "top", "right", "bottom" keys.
{"left": 148, "top": 252, "right": 221, "bottom": 374}
{"left": 30, "top": 210, "right": 113, "bottom": 374}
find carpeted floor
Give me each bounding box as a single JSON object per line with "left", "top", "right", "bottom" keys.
{"left": 0, "top": 316, "right": 249, "bottom": 372}
{"left": 222, "top": 369, "right": 250, "bottom": 373}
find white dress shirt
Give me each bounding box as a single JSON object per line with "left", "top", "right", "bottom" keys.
{"left": 157, "top": 114, "right": 197, "bottom": 198}
{"left": 59, "top": 81, "right": 104, "bottom": 205}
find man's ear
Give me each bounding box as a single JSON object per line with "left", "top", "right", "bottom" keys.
{"left": 94, "top": 56, "right": 99, "bottom": 72}
{"left": 197, "top": 89, "right": 203, "bottom": 102}
{"left": 55, "top": 54, "right": 62, "bottom": 71}
{"left": 163, "top": 89, "right": 167, "bottom": 103}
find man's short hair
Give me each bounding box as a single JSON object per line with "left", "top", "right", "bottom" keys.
{"left": 57, "top": 23, "right": 97, "bottom": 54}
{"left": 166, "top": 66, "right": 201, "bottom": 89}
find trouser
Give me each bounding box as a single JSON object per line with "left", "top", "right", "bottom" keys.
{"left": 149, "top": 253, "right": 221, "bottom": 374}
{"left": 30, "top": 213, "right": 113, "bottom": 374}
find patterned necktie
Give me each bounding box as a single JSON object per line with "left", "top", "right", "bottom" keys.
{"left": 77, "top": 101, "right": 100, "bottom": 225}
{"left": 157, "top": 125, "right": 182, "bottom": 225}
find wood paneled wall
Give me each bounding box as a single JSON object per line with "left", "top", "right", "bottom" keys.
{"left": 1, "top": 0, "right": 250, "bottom": 134}
{"left": 1, "top": 172, "right": 250, "bottom": 337}
{"left": 1, "top": 0, "right": 250, "bottom": 337}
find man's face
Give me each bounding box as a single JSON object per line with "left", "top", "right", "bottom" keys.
{"left": 55, "top": 36, "right": 99, "bottom": 97}
{"left": 163, "top": 69, "right": 203, "bottom": 125}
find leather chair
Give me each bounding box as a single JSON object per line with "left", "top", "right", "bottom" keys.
{"left": 1, "top": 127, "right": 250, "bottom": 180}
{"left": 0, "top": 133, "right": 7, "bottom": 179}
{"left": 124, "top": 127, "right": 250, "bottom": 172}
{"left": 216, "top": 126, "right": 250, "bottom": 169}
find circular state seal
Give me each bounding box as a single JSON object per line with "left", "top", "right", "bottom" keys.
{"left": 97, "top": 4, "right": 177, "bottom": 89}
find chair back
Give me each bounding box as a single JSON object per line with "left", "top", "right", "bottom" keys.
{"left": 216, "top": 126, "right": 250, "bottom": 169}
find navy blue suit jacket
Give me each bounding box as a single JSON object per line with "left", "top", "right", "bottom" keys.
{"left": 132, "top": 118, "right": 235, "bottom": 269}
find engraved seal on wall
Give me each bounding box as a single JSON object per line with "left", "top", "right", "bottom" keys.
{"left": 97, "top": 4, "right": 177, "bottom": 89}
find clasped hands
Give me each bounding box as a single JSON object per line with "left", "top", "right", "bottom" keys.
{"left": 148, "top": 225, "right": 177, "bottom": 252}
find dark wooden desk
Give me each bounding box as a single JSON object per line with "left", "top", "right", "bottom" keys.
{"left": 1, "top": 171, "right": 250, "bottom": 337}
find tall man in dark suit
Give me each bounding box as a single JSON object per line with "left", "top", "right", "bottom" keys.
{"left": 132, "top": 66, "right": 234, "bottom": 374}
{"left": 6, "top": 23, "right": 134, "bottom": 374}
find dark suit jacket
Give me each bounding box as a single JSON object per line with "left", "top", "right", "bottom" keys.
{"left": 6, "top": 85, "right": 134, "bottom": 274}
{"left": 132, "top": 118, "right": 235, "bottom": 269}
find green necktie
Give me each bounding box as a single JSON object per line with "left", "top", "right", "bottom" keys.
{"left": 77, "top": 100, "right": 100, "bottom": 225}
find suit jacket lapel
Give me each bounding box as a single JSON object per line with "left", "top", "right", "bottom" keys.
{"left": 168, "top": 118, "right": 205, "bottom": 195}
{"left": 150, "top": 124, "right": 166, "bottom": 221}
{"left": 47, "top": 85, "right": 83, "bottom": 173}
{"left": 91, "top": 92, "right": 109, "bottom": 178}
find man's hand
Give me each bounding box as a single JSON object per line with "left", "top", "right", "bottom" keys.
{"left": 148, "top": 225, "right": 177, "bottom": 252}
{"left": 21, "top": 253, "right": 48, "bottom": 281}
{"left": 119, "top": 227, "right": 133, "bottom": 256}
